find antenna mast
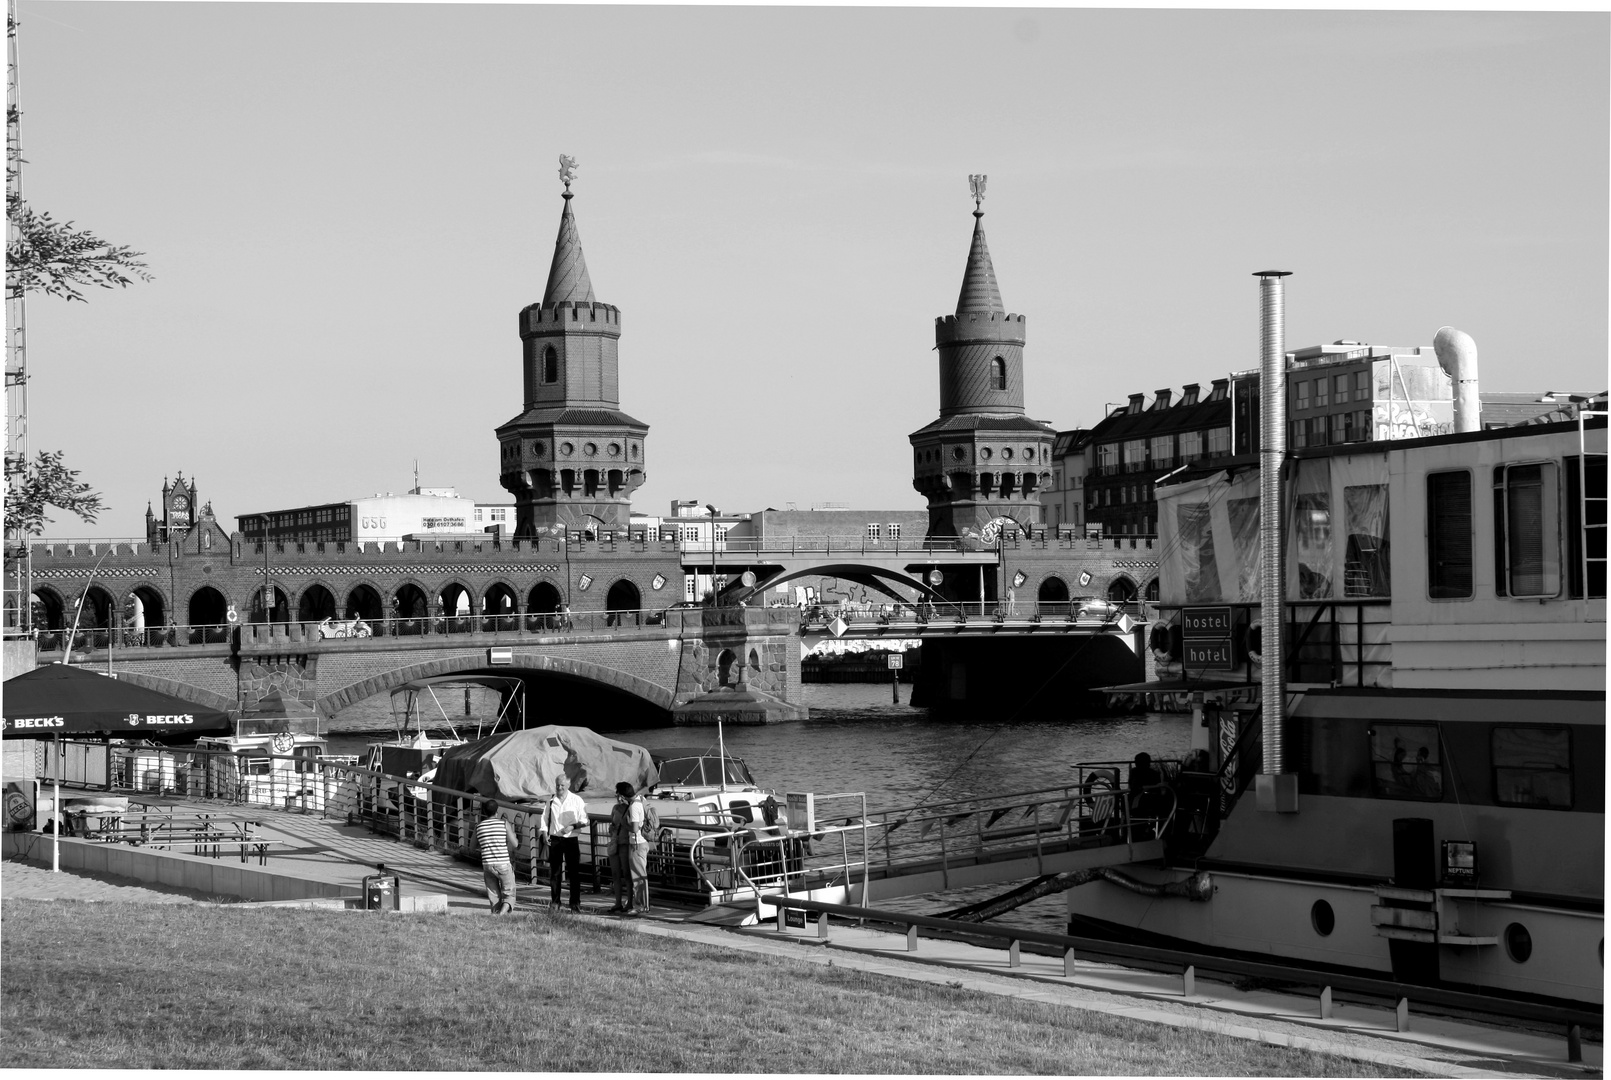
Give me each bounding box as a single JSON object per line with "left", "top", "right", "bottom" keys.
{"left": 5, "top": 1, "right": 30, "bottom": 635}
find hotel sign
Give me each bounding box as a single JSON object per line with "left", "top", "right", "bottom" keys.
{"left": 1182, "top": 606, "right": 1234, "bottom": 670}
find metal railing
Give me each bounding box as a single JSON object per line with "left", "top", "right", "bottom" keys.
{"left": 801, "top": 599, "right": 1148, "bottom": 629}
{"left": 763, "top": 895, "right": 1599, "bottom": 1064}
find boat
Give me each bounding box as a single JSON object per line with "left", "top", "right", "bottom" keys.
{"left": 1066, "top": 317, "right": 1605, "bottom": 1007}
{"left": 192, "top": 708, "right": 332, "bottom": 810}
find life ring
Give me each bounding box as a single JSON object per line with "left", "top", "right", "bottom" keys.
{"left": 1245, "top": 620, "right": 1263, "bottom": 665}
{"left": 1148, "top": 621, "right": 1181, "bottom": 663}
{"left": 1083, "top": 770, "right": 1117, "bottom": 829}
{"left": 271, "top": 733, "right": 295, "bottom": 754}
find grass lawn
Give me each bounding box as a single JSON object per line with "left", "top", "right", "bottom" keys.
{"left": 1, "top": 901, "right": 1417, "bottom": 1074}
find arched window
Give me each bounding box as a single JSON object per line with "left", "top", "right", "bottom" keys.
{"left": 991, "top": 356, "right": 1007, "bottom": 391}
{"left": 543, "top": 346, "right": 558, "bottom": 384}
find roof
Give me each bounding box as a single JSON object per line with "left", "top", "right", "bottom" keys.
{"left": 1088, "top": 397, "right": 1232, "bottom": 444}
{"left": 955, "top": 211, "right": 1005, "bottom": 315}
{"left": 497, "top": 407, "right": 650, "bottom": 432}
{"left": 542, "top": 192, "right": 596, "bottom": 306}
{"left": 910, "top": 413, "right": 1056, "bottom": 437}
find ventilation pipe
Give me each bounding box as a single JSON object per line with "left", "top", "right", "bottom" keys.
{"left": 1433, "top": 326, "right": 1481, "bottom": 433}
{"left": 1254, "top": 271, "right": 1298, "bottom": 813}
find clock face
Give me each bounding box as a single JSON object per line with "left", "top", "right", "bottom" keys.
{"left": 172, "top": 495, "right": 190, "bottom": 511}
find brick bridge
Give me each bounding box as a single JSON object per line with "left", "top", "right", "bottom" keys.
{"left": 15, "top": 522, "right": 1158, "bottom": 720}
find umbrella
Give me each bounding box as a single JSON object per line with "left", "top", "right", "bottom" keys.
{"left": 2, "top": 663, "right": 232, "bottom": 738}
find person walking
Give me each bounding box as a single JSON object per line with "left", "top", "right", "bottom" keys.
{"left": 539, "top": 773, "right": 588, "bottom": 912}
{"left": 475, "top": 799, "right": 517, "bottom": 915}
{"left": 608, "top": 782, "right": 651, "bottom": 915}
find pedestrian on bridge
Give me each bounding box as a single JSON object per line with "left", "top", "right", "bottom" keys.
{"left": 539, "top": 773, "right": 588, "bottom": 912}
{"left": 475, "top": 799, "right": 517, "bottom": 915}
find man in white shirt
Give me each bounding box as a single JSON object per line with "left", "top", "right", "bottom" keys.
{"left": 538, "top": 772, "right": 589, "bottom": 912}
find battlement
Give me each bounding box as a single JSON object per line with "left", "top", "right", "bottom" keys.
{"left": 24, "top": 532, "right": 682, "bottom": 568}
{"left": 520, "top": 301, "right": 622, "bottom": 336}
{"left": 935, "top": 311, "right": 1026, "bottom": 348}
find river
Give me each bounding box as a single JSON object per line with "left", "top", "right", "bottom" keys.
{"left": 321, "top": 683, "right": 1192, "bottom": 934}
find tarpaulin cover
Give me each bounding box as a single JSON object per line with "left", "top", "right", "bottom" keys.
{"left": 2, "top": 663, "right": 232, "bottom": 738}
{"left": 432, "top": 726, "right": 658, "bottom": 803}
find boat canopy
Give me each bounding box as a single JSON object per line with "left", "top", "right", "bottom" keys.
{"left": 651, "top": 749, "right": 755, "bottom": 788}
{"left": 434, "top": 726, "right": 658, "bottom": 802}
{"left": 387, "top": 675, "right": 525, "bottom": 743}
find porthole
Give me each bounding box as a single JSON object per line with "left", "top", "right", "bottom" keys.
{"left": 608, "top": 443, "right": 621, "bottom": 457}
{"left": 584, "top": 442, "right": 598, "bottom": 457}
{"left": 1002, "top": 448, "right": 1014, "bottom": 461}
{"left": 1504, "top": 922, "right": 1532, "bottom": 964}
{"left": 1310, "top": 899, "right": 1335, "bottom": 937}
{"left": 559, "top": 442, "right": 574, "bottom": 456}
{"left": 952, "top": 446, "right": 966, "bottom": 461}
{"left": 533, "top": 442, "right": 546, "bottom": 456}
{"left": 980, "top": 447, "right": 993, "bottom": 461}
{"left": 1025, "top": 446, "right": 1037, "bottom": 460}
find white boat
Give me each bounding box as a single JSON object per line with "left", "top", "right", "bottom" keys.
{"left": 1073, "top": 373, "right": 1605, "bottom": 1005}
{"left": 359, "top": 675, "right": 527, "bottom": 778}
{"left": 193, "top": 710, "right": 332, "bottom": 810}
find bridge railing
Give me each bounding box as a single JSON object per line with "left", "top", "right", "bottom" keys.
{"left": 679, "top": 535, "right": 973, "bottom": 557}
{"left": 800, "top": 598, "right": 1148, "bottom": 629}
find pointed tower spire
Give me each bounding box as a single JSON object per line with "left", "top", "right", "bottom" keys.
{"left": 956, "top": 174, "right": 1004, "bottom": 315}
{"left": 543, "top": 155, "right": 596, "bottom": 306}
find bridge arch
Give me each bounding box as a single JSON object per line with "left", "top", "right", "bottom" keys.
{"left": 187, "top": 585, "right": 229, "bottom": 626}
{"left": 1106, "top": 574, "right": 1138, "bottom": 604}
{"left": 393, "top": 581, "right": 430, "bottom": 634}
{"left": 317, "top": 651, "right": 675, "bottom": 716}
{"left": 29, "top": 585, "right": 66, "bottom": 631}
{"left": 127, "top": 583, "right": 168, "bottom": 636}
{"left": 606, "top": 577, "right": 641, "bottom": 627}
{"left": 482, "top": 580, "right": 520, "bottom": 631}
{"left": 1036, "top": 574, "right": 1070, "bottom": 614}
{"left": 105, "top": 669, "right": 237, "bottom": 714}
{"left": 345, "top": 582, "right": 385, "bottom": 621}
{"left": 745, "top": 562, "right": 938, "bottom": 605}
{"left": 297, "top": 583, "right": 338, "bottom": 623}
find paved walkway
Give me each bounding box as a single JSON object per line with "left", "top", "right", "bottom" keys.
{"left": 5, "top": 796, "right": 1599, "bottom": 1078}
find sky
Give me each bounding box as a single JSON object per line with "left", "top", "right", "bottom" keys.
{"left": 13, "top": 2, "right": 1609, "bottom": 539}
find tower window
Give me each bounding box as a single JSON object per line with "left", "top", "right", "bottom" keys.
{"left": 991, "top": 357, "right": 1007, "bottom": 391}
{"left": 543, "top": 347, "right": 558, "bottom": 384}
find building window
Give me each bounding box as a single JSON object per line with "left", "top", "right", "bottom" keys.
{"left": 1330, "top": 413, "right": 1347, "bottom": 444}
{"left": 1206, "top": 427, "right": 1230, "bottom": 456}
{"left": 887, "top": 523, "right": 901, "bottom": 541}
{"left": 866, "top": 523, "right": 881, "bottom": 542}
{"left": 1179, "top": 430, "right": 1203, "bottom": 461}
{"left": 1334, "top": 374, "right": 1350, "bottom": 405}
{"left": 1370, "top": 723, "right": 1442, "bottom": 800}
{"left": 991, "top": 357, "right": 1007, "bottom": 391}
{"left": 1096, "top": 443, "right": 1118, "bottom": 475}
{"left": 543, "top": 346, "right": 558, "bottom": 384}
{"left": 1295, "top": 380, "right": 1310, "bottom": 411}
{"left": 1493, "top": 462, "right": 1560, "bottom": 598}
{"left": 474, "top": 508, "right": 483, "bottom": 522}
{"left": 1122, "top": 439, "right": 1146, "bottom": 473}
{"left": 1314, "top": 377, "right": 1329, "bottom": 408}
{"left": 1492, "top": 727, "right": 1572, "bottom": 808}
{"left": 1149, "top": 435, "right": 1174, "bottom": 469}
{"left": 1354, "top": 370, "right": 1370, "bottom": 400}
{"left": 1291, "top": 420, "right": 1307, "bottom": 449}
{"left": 1427, "top": 470, "right": 1473, "bottom": 599}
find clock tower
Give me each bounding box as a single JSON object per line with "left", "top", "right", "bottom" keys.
{"left": 147, "top": 473, "right": 199, "bottom": 544}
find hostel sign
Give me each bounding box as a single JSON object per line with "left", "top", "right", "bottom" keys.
{"left": 1182, "top": 607, "right": 1234, "bottom": 670}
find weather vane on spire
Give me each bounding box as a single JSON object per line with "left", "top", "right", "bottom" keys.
{"left": 969, "top": 174, "right": 987, "bottom": 211}
{"left": 559, "top": 154, "right": 579, "bottom": 194}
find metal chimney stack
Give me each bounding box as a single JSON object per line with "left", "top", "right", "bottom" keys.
{"left": 1254, "top": 271, "right": 1297, "bottom": 812}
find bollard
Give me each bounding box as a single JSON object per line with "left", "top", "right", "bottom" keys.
{"left": 1568, "top": 1024, "right": 1583, "bottom": 1064}
{"left": 1396, "top": 997, "right": 1410, "bottom": 1033}
{"left": 1182, "top": 964, "right": 1195, "bottom": 997}
{"left": 776, "top": 905, "right": 786, "bottom": 933}
{"left": 1009, "top": 940, "right": 1020, "bottom": 968}
{"left": 1063, "top": 947, "right": 1076, "bottom": 977}
{"left": 817, "top": 912, "right": 830, "bottom": 940}
{"left": 1318, "top": 986, "right": 1332, "bottom": 1020}
{"left": 906, "top": 924, "right": 918, "bottom": 952}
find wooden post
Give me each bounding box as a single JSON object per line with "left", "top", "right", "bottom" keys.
{"left": 1182, "top": 965, "right": 1195, "bottom": 997}
{"left": 1318, "top": 986, "right": 1332, "bottom": 1020}
{"left": 906, "top": 924, "right": 918, "bottom": 952}
{"left": 1063, "top": 947, "right": 1076, "bottom": 977}
{"left": 775, "top": 905, "right": 786, "bottom": 933}
{"left": 1009, "top": 940, "right": 1020, "bottom": 968}
{"left": 1568, "top": 1024, "right": 1583, "bottom": 1064}
{"left": 817, "top": 912, "right": 829, "bottom": 940}
{"left": 1396, "top": 998, "right": 1409, "bottom": 1032}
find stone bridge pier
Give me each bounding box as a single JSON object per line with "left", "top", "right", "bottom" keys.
{"left": 60, "top": 608, "right": 806, "bottom": 727}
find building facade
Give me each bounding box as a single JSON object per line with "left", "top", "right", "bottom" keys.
{"left": 1084, "top": 381, "right": 1234, "bottom": 538}
{"left": 236, "top": 488, "right": 514, "bottom": 544}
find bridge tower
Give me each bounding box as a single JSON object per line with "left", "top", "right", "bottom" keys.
{"left": 497, "top": 159, "right": 648, "bottom": 539}
{"left": 909, "top": 178, "right": 1055, "bottom": 540}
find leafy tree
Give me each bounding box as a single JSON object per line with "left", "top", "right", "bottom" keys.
{"left": 5, "top": 449, "right": 103, "bottom": 536}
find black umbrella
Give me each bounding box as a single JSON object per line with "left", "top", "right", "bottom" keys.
{"left": 2, "top": 663, "right": 232, "bottom": 738}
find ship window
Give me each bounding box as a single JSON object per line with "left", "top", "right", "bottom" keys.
{"left": 1368, "top": 723, "right": 1442, "bottom": 801}
{"left": 1426, "top": 471, "right": 1473, "bottom": 599}
{"left": 1493, "top": 463, "right": 1560, "bottom": 598}
{"left": 1492, "top": 727, "right": 1572, "bottom": 809}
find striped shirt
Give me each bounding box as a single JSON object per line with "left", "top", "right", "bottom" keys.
{"left": 476, "top": 816, "right": 512, "bottom": 866}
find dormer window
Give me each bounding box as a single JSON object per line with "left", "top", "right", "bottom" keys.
{"left": 991, "top": 357, "right": 1007, "bottom": 391}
